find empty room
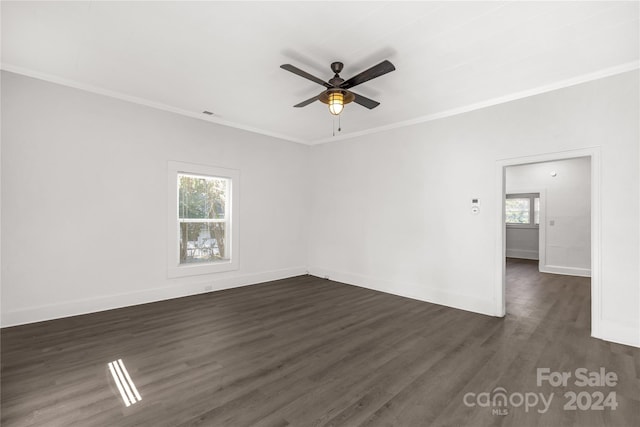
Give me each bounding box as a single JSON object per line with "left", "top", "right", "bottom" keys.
{"left": 1, "top": 2, "right": 639, "bottom": 426}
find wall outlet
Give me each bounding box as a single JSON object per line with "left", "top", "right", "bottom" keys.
{"left": 204, "top": 285, "right": 213, "bottom": 292}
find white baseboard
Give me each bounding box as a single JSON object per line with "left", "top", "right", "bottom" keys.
{"left": 1, "top": 267, "right": 307, "bottom": 328}
{"left": 540, "top": 264, "right": 591, "bottom": 277}
{"left": 505, "top": 249, "right": 539, "bottom": 260}
{"left": 307, "top": 266, "right": 497, "bottom": 317}
{"left": 594, "top": 319, "right": 640, "bottom": 348}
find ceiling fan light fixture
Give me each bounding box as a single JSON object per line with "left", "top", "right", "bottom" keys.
{"left": 328, "top": 92, "right": 344, "bottom": 115}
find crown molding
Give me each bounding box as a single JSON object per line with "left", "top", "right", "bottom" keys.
{"left": 312, "top": 60, "right": 640, "bottom": 145}
{"left": 0, "top": 63, "right": 309, "bottom": 145}
{"left": 3, "top": 60, "right": 638, "bottom": 146}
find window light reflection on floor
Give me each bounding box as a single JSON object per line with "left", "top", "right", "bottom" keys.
{"left": 108, "top": 359, "right": 142, "bottom": 407}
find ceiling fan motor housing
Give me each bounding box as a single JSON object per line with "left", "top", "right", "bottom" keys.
{"left": 330, "top": 62, "right": 344, "bottom": 74}
{"left": 329, "top": 62, "right": 345, "bottom": 86}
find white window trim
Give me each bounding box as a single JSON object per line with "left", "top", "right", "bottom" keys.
{"left": 167, "top": 161, "right": 239, "bottom": 278}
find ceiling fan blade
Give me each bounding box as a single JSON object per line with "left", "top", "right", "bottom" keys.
{"left": 281, "top": 64, "right": 331, "bottom": 88}
{"left": 340, "top": 60, "right": 396, "bottom": 89}
{"left": 351, "top": 92, "right": 380, "bottom": 109}
{"left": 293, "top": 94, "right": 320, "bottom": 108}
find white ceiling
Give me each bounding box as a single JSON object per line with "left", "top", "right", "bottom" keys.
{"left": 2, "top": 1, "right": 639, "bottom": 145}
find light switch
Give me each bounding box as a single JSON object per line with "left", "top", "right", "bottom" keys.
{"left": 550, "top": 220, "right": 555, "bottom": 226}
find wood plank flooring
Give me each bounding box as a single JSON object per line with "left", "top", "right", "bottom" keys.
{"left": 2, "top": 259, "right": 639, "bottom": 426}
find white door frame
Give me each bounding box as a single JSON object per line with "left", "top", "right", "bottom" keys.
{"left": 495, "top": 147, "right": 601, "bottom": 338}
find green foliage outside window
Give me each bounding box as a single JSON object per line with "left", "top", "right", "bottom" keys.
{"left": 178, "top": 175, "right": 228, "bottom": 263}
{"left": 505, "top": 198, "right": 530, "bottom": 224}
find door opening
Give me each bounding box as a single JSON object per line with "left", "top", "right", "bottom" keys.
{"left": 495, "top": 148, "right": 601, "bottom": 339}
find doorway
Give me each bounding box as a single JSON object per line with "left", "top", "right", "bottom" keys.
{"left": 495, "top": 148, "right": 601, "bottom": 339}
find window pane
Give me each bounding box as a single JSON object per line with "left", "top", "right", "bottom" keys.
{"left": 179, "top": 222, "right": 227, "bottom": 264}
{"left": 505, "top": 198, "right": 530, "bottom": 224}
{"left": 179, "top": 174, "right": 226, "bottom": 219}
{"left": 534, "top": 197, "right": 540, "bottom": 225}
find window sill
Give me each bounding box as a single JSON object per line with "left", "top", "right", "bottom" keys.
{"left": 506, "top": 224, "right": 539, "bottom": 230}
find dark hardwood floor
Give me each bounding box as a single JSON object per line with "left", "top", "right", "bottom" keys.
{"left": 2, "top": 259, "right": 639, "bottom": 426}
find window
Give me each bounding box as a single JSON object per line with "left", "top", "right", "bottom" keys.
{"left": 179, "top": 174, "right": 228, "bottom": 264}
{"left": 505, "top": 193, "right": 540, "bottom": 227}
{"left": 168, "top": 162, "right": 239, "bottom": 277}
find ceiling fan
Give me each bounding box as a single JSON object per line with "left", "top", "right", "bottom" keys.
{"left": 280, "top": 60, "right": 396, "bottom": 116}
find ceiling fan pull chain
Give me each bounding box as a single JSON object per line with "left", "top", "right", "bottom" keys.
{"left": 338, "top": 114, "right": 341, "bottom": 133}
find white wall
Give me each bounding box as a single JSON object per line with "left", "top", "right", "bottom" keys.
{"left": 1, "top": 71, "right": 310, "bottom": 326}
{"left": 2, "top": 70, "right": 638, "bottom": 347}
{"left": 506, "top": 158, "right": 591, "bottom": 276}
{"left": 505, "top": 226, "right": 539, "bottom": 260}
{"left": 308, "top": 70, "right": 639, "bottom": 347}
